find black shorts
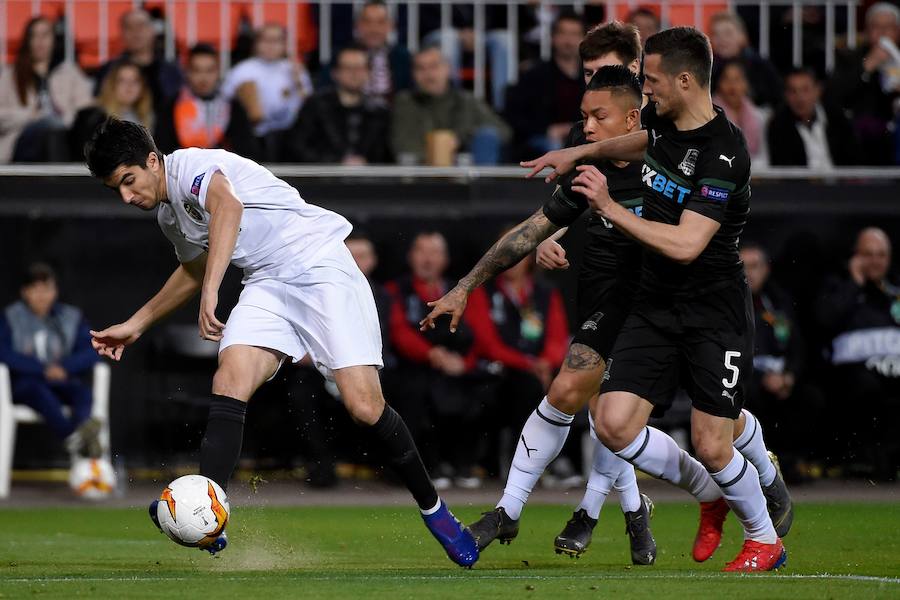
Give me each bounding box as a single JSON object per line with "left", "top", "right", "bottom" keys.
{"left": 601, "top": 284, "right": 754, "bottom": 419}
{"left": 571, "top": 276, "right": 636, "bottom": 360}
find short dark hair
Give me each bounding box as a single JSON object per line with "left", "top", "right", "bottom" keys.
{"left": 21, "top": 262, "right": 56, "bottom": 287}
{"left": 644, "top": 26, "right": 713, "bottom": 88}
{"left": 335, "top": 43, "right": 370, "bottom": 67}
{"left": 579, "top": 21, "right": 641, "bottom": 64}
{"left": 739, "top": 241, "right": 770, "bottom": 262}
{"left": 627, "top": 7, "right": 661, "bottom": 27}
{"left": 188, "top": 43, "right": 218, "bottom": 62}
{"left": 552, "top": 10, "right": 584, "bottom": 35}
{"left": 84, "top": 116, "right": 161, "bottom": 180}
{"left": 785, "top": 65, "right": 820, "bottom": 84}
{"left": 586, "top": 65, "right": 643, "bottom": 109}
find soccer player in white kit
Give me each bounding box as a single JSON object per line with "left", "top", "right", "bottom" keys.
{"left": 83, "top": 117, "right": 478, "bottom": 566}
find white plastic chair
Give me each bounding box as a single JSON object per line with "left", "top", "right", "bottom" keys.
{"left": 0, "top": 362, "right": 111, "bottom": 498}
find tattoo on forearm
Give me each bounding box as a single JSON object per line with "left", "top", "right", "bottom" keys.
{"left": 564, "top": 343, "right": 604, "bottom": 371}
{"left": 458, "top": 209, "right": 559, "bottom": 292}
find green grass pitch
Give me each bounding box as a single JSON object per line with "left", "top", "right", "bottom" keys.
{"left": 1, "top": 502, "right": 899, "bottom": 599}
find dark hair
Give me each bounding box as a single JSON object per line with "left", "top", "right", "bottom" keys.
{"left": 644, "top": 26, "right": 713, "bottom": 88}
{"left": 785, "top": 65, "right": 820, "bottom": 84}
{"left": 739, "top": 241, "right": 769, "bottom": 262}
{"left": 552, "top": 10, "right": 584, "bottom": 35}
{"left": 579, "top": 21, "right": 641, "bottom": 64}
{"left": 335, "top": 43, "right": 370, "bottom": 67}
{"left": 586, "top": 65, "right": 643, "bottom": 109}
{"left": 84, "top": 117, "right": 161, "bottom": 180}
{"left": 188, "top": 43, "right": 218, "bottom": 61}
{"left": 15, "top": 17, "right": 59, "bottom": 106}
{"left": 21, "top": 262, "right": 56, "bottom": 287}
{"left": 712, "top": 57, "right": 748, "bottom": 92}
{"left": 627, "top": 7, "right": 661, "bottom": 27}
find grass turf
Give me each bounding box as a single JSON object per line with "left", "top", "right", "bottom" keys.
{"left": 1, "top": 502, "right": 899, "bottom": 599}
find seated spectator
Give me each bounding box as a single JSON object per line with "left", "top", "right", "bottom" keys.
{"left": 0, "top": 16, "right": 91, "bottom": 162}
{"left": 626, "top": 7, "right": 661, "bottom": 43}
{"left": 154, "top": 44, "right": 256, "bottom": 156}
{"left": 285, "top": 45, "right": 391, "bottom": 164}
{"left": 69, "top": 61, "right": 155, "bottom": 156}
{"left": 480, "top": 248, "right": 569, "bottom": 471}
{"left": 741, "top": 243, "right": 825, "bottom": 481}
{"left": 710, "top": 12, "right": 782, "bottom": 108}
{"left": 504, "top": 12, "right": 585, "bottom": 160}
{"left": 827, "top": 2, "right": 900, "bottom": 165}
{"left": 817, "top": 228, "right": 900, "bottom": 480}
{"left": 353, "top": 0, "right": 412, "bottom": 105}
{"left": 391, "top": 47, "right": 511, "bottom": 165}
{"left": 0, "top": 263, "right": 100, "bottom": 459}
{"left": 222, "top": 23, "right": 314, "bottom": 161}
{"left": 94, "top": 9, "right": 183, "bottom": 109}
{"left": 713, "top": 59, "right": 765, "bottom": 160}
{"left": 767, "top": 67, "right": 860, "bottom": 167}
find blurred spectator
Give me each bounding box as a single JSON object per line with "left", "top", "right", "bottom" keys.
{"left": 767, "top": 67, "right": 860, "bottom": 167}
{"left": 817, "top": 228, "right": 900, "bottom": 480}
{"left": 626, "top": 7, "right": 661, "bottom": 43}
{"left": 710, "top": 12, "right": 782, "bottom": 108}
{"left": 345, "top": 232, "right": 394, "bottom": 369}
{"left": 69, "top": 61, "right": 155, "bottom": 157}
{"left": 504, "top": 12, "right": 585, "bottom": 159}
{"left": 0, "top": 17, "right": 91, "bottom": 162}
{"left": 93, "top": 9, "right": 182, "bottom": 109}
{"left": 828, "top": 2, "right": 900, "bottom": 165}
{"left": 391, "top": 47, "right": 511, "bottom": 165}
{"left": 713, "top": 59, "right": 765, "bottom": 160}
{"left": 155, "top": 44, "right": 256, "bottom": 156}
{"left": 355, "top": 0, "right": 412, "bottom": 104}
{"left": 0, "top": 263, "right": 100, "bottom": 458}
{"left": 285, "top": 45, "right": 391, "bottom": 164}
{"left": 222, "top": 23, "right": 314, "bottom": 161}
{"left": 742, "top": 243, "right": 825, "bottom": 481}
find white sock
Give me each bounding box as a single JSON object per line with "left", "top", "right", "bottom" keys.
{"left": 577, "top": 439, "right": 614, "bottom": 519}
{"left": 615, "top": 426, "right": 721, "bottom": 503}
{"left": 734, "top": 409, "right": 776, "bottom": 487}
{"left": 420, "top": 497, "right": 442, "bottom": 516}
{"left": 709, "top": 450, "right": 778, "bottom": 543}
{"left": 498, "top": 397, "right": 574, "bottom": 520}
{"left": 613, "top": 458, "right": 642, "bottom": 513}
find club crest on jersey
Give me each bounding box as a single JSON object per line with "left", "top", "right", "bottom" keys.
{"left": 183, "top": 201, "right": 205, "bottom": 222}
{"left": 678, "top": 149, "right": 699, "bottom": 176}
{"left": 190, "top": 173, "right": 205, "bottom": 196}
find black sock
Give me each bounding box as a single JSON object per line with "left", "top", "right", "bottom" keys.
{"left": 370, "top": 405, "right": 439, "bottom": 511}
{"left": 199, "top": 395, "right": 247, "bottom": 491}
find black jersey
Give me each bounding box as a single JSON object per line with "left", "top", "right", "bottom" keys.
{"left": 541, "top": 124, "right": 644, "bottom": 286}
{"left": 638, "top": 103, "right": 751, "bottom": 300}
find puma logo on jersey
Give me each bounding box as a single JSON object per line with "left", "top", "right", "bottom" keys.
{"left": 521, "top": 435, "right": 538, "bottom": 458}
{"left": 650, "top": 130, "right": 662, "bottom": 146}
{"left": 722, "top": 389, "right": 737, "bottom": 404}
{"left": 719, "top": 154, "right": 735, "bottom": 167}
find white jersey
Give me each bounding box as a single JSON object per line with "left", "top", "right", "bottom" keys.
{"left": 157, "top": 148, "right": 352, "bottom": 283}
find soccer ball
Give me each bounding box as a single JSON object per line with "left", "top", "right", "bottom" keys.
{"left": 69, "top": 457, "right": 116, "bottom": 500}
{"left": 156, "top": 475, "right": 230, "bottom": 548}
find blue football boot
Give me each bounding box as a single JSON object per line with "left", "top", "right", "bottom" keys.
{"left": 201, "top": 531, "right": 228, "bottom": 555}
{"left": 148, "top": 499, "right": 161, "bottom": 530}
{"left": 422, "top": 500, "right": 479, "bottom": 567}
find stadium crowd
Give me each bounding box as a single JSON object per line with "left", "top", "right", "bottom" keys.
{"left": 1, "top": 1, "right": 900, "bottom": 165}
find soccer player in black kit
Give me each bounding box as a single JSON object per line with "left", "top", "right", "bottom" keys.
{"left": 525, "top": 27, "right": 791, "bottom": 571}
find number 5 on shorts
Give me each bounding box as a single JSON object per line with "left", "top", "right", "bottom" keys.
{"left": 722, "top": 351, "right": 741, "bottom": 389}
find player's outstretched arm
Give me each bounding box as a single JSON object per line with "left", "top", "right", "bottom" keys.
{"left": 419, "top": 208, "right": 560, "bottom": 333}
{"left": 90, "top": 256, "right": 207, "bottom": 360}
{"left": 520, "top": 130, "right": 649, "bottom": 182}
{"left": 200, "top": 173, "right": 243, "bottom": 342}
{"left": 573, "top": 165, "right": 719, "bottom": 264}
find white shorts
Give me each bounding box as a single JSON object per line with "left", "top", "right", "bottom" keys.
{"left": 220, "top": 243, "right": 383, "bottom": 380}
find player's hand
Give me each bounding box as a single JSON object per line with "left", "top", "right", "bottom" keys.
{"left": 420, "top": 286, "right": 469, "bottom": 333}
{"left": 44, "top": 364, "right": 67, "bottom": 382}
{"left": 90, "top": 322, "right": 142, "bottom": 361}
{"left": 536, "top": 239, "right": 569, "bottom": 270}
{"left": 572, "top": 165, "right": 612, "bottom": 213}
{"left": 199, "top": 291, "right": 225, "bottom": 342}
{"left": 520, "top": 145, "right": 583, "bottom": 183}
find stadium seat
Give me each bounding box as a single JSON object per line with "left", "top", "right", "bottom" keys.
{"left": 0, "top": 362, "right": 111, "bottom": 499}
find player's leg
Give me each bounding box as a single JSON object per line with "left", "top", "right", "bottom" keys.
{"left": 733, "top": 409, "right": 793, "bottom": 537}
{"left": 469, "top": 343, "right": 599, "bottom": 551}
{"left": 331, "top": 364, "right": 478, "bottom": 567}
